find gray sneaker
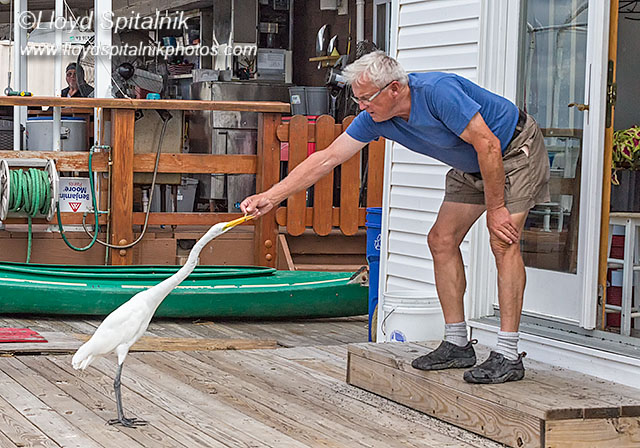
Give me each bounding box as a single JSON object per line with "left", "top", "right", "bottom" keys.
{"left": 411, "top": 340, "right": 477, "bottom": 371}
{"left": 463, "top": 351, "right": 526, "bottom": 384}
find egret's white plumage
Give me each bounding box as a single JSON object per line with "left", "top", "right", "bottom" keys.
{"left": 72, "top": 216, "right": 253, "bottom": 426}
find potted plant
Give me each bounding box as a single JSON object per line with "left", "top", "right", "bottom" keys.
{"left": 611, "top": 125, "right": 640, "bottom": 212}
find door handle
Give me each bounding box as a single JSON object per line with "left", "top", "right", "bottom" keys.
{"left": 568, "top": 102, "right": 590, "bottom": 111}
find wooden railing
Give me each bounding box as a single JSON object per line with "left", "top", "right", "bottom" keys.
{"left": 0, "top": 96, "right": 286, "bottom": 267}
{"left": 0, "top": 97, "right": 384, "bottom": 266}
{"left": 275, "top": 115, "right": 385, "bottom": 236}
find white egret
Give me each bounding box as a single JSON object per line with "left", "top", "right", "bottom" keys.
{"left": 72, "top": 215, "right": 254, "bottom": 427}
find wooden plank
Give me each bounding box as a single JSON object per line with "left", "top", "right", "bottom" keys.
{"left": 546, "top": 417, "right": 640, "bottom": 447}
{"left": 132, "top": 237, "right": 176, "bottom": 265}
{"left": 293, "top": 253, "right": 364, "bottom": 264}
{"left": 276, "top": 206, "right": 367, "bottom": 227}
{"left": 0, "top": 331, "right": 81, "bottom": 354}
{"left": 277, "top": 234, "right": 295, "bottom": 270}
{"left": 188, "top": 349, "right": 456, "bottom": 448}
{"left": 312, "top": 115, "right": 335, "bottom": 236}
{"left": 276, "top": 121, "right": 344, "bottom": 143}
{"left": 1, "top": 357, "right": 145, "bottom": 448}
{"left": 152, "top": 350, "right": 407, "bottom": 448}
{"left": 0, "top": 393, "right": 61, "bottom": 448}
{"left": 92, "top": 354, "right": 308, "bottom": 448}
{"left": 340, "top": 116, "right": 360, "bottom": 236}
{"left": 0, "top": 367, "right": 103, "bottom": 448}
{"left": 294, "top": 263, "right": 363, "bottom": 272}
{"left": 132, "top": 154, "right": 257, "bottom": 174}
{"left": 348, "top": 351, "right": 542, "bottom": 448}
{"left": 4, "top": 213, "right": 108, "bottom": 225}
{"left": 0, "top": 150, "right": 109, "bottom": 171}
{"left": 151, "top": 351, "right": 362, "bottom": 447}
{"left": 36, "top": 355, "right": 224, "bottom": 448}
{"left": 110, "top": 108, "right": 135, "bottom": 265}
{"left": 348, "top": 342, "right": 634, "bottom": 420}
{"left": 275, "top": 346, "right": 347, "bottom": 381}
{"left": 461, "top": 342, "right": 640, "bottom": 418}
{"left": 197, "top": 235, "right": 255, "bottom": 266}
{"left": 0, "top": 150, "right": 255, "bottom": 174}
{"left": 131, "top": 212, "right": 249, "bottom": 226}
{"left": 286, "top": 115, "right": 308, "bottom": 237}
{"left": 235, "top": 348, "right": 488, "bottom": 447}
{"left": 254, "top": 112, "right": 281, "bottom": 267}
{"left": 0, "top": 235, "right": 106, "bottom": 264}
{"left": 286, "top": 229, "right": 366, "bottom": 255}
{"left": 347, "top": 343, "right": 562, "bottom": 420}
{"left": 367, "top": 137, "right": 386, "bottom": 207}
{"left": 598, "top": 0, "right": 620, "bottom": 330}
{"left": 73, "top": 335, "right": 278, "bottom": 352}
{"left": 0, "top": 96, "right": 290, "bottom": 112}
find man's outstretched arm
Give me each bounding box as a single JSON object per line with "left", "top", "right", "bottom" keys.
{"left": 240, "top": 132, "right": 367, "bottom": 217}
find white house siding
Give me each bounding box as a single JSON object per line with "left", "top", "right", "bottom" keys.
{"left": 382, "top": 0, "right": 481, "bottom": 295}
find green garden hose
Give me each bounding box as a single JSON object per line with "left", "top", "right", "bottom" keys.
{"left": 8, "top": 168, "right": 51, "bottom": 262}
{"left": 56, "top": 148, "right": 100, "bottom": 252}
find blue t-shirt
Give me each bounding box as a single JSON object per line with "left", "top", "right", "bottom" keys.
{"left": 346, "top": 72, "right": 519, "bottom": 173}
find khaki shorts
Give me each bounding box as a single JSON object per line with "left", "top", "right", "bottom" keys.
{"left": 443, "top": 114, "right": 551, "bottom": 214}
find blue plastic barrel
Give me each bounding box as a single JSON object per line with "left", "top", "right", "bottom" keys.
{"left": 366, "top": 207, "right": 382, "bottom": 341}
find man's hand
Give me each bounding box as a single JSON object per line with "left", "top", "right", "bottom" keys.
{"left": 240, "top": 193, "right": 275, "bottom": 217}
{"left": 486, "top": 206, "right": 519, "bottom": 245}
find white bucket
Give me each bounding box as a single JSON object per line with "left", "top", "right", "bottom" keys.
{"left": 380, "top": 291, "right": 444, "bottom": 343}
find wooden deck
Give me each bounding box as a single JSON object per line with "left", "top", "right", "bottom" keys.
{"left": 0, "top": 316, "right": 501, "bottom": 448}
{"left": 347, "top": 341, "right": 640, "bottom": 448}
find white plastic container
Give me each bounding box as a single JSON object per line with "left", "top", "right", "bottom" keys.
{"left": 380, "top": 291, "right": 445, "bottom": 343}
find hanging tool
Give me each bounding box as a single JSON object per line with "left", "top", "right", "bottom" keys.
{"left": 4, "top": 88, "right": 33, "bottom": 96}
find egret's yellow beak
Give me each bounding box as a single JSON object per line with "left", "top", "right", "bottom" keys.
{"left": 223, "top": 214, "right": 256, "bottom": 230}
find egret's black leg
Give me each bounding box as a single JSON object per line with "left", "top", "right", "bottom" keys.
{"left": 107, "top": 363, "right": 147, "bottom": 427}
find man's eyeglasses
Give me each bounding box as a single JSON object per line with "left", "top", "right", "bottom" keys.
{"left": 351, "top": 81, "right": 394, "bottom": 105}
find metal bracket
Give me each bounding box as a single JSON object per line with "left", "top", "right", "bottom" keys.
{"left": 606, "top": 60, "right": 617, "bottom": 128}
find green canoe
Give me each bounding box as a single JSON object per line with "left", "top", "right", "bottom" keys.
{"left": 0, "top": 262, "right": 367, "bottom": 318}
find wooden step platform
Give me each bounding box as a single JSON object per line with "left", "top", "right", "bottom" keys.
{"left": 347, "top": 341, "right": 640, "bottom": 448}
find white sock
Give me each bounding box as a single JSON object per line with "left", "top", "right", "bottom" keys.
{"left": 444, "top": 321, "right": 468, "bottom": 347}
{"left": 496, "top": 331, "right": 519, "bottom": 361}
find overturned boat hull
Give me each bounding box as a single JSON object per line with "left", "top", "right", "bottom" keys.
{"left": 0, "top": 262, "right": 367, "bottom": 318}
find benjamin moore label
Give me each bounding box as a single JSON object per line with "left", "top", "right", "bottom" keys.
{"left": 58, "top": 177, "right": 92, "bottom": 213}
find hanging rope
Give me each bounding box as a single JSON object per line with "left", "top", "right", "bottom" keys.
{"left": 8, "top": 168, "right": 52, "bottom": 262}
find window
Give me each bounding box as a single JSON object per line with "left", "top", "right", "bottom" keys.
{"left": 373, "top": 0, "right": 392, "bottom": 53}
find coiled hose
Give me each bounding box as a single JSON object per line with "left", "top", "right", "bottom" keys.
{"left": 8, "top": 168, "right": 52, "bottom": 262}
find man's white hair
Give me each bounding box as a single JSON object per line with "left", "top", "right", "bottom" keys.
{"left": 343, "top": 51, "right": 408, "bottom": 87}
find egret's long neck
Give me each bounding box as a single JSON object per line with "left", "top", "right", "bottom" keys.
{"left": 144, "top": 225, "right": 223, "bottom": 310}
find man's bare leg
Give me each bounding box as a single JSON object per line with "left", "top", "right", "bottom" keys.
{"left": 489, "top": 210, "right": 529, "bottom": 333}
{"left": 428, "top": 201, "right": 486, "bottom": 324}
{"left": 411, "top": 201, "right": 485, "bottom": 371}
{"left": 463, "top": 210, "right": 530, "bottom": 384}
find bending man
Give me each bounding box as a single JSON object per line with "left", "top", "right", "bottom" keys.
{"left": 240, "top": 51, "right": 550, "bottom": 384}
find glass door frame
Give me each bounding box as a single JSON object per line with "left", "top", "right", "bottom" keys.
{"left": 471, "top": 0, "right": 610, "bottom": 330}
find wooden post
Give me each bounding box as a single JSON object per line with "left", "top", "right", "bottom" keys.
{"left": 286, "top": 115, "right": 309, "bottom": 236}
{"left": 340, "top": 116, "right": 360, "bottom": 236}
{"left": 313, "top": 115, "right": 335, "bottom": 236}
{"left": 254, "top": 112, "right": 281, "bottom": 267}
{"left": 598, "top": 0, "right": 619, "bottom": 328}
{"left": 367, "top": 137, "right": 386, "bottom": 208}
{"left": 110, "top": 108, "right": 135, "bottom": 265}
